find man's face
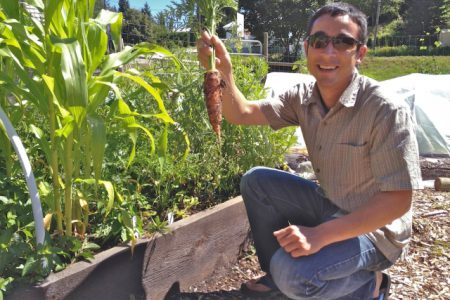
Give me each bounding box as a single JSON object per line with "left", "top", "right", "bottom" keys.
{"left": 304, "top": 14, "right": 367, "bottom": 90}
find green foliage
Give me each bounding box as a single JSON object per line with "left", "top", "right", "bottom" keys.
{"left": 401, "top": 0, "right": 449, "bottom": 36}
{"left": 0, "top": 172, "right": 102, "bottom": 294}
{"left": 157, "top": 31, "right": 197, "bottom": 48}
{"left": 345, "top": 0, "right": 404, "bottom": 27}
{"left": 122, "top": 50, "right": 295, "bottom": 223}
{"left": 118, "top": 0, "right": 130, "bottom": 13}
{"left": 122, "top": 8, "right": 157, "bottom": 45}
{"left": 0, "top": 0, "right": 179, "bottom": 239}
{"left": 292, "top": 58, "right": 309, "bottom": 74}
{"left": 373, "top": 19, "right": 404, "bottom": 39}
{"left": 240, "top": 0, "right": 324, "bottom": 61}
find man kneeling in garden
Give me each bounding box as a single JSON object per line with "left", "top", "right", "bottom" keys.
{"left": 197, "top": 2, "right": 422, "bottom": 299}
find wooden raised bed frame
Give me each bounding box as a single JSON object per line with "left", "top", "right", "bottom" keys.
{"left": 7, "top": 196, "right": 250, "bottom": 300}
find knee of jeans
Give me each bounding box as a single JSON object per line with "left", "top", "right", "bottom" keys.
{"left": 240, "top": 166, "right": 267, "bottom": 196}
{"left": 270, "top": 249, "right": 320, "bottom": 299}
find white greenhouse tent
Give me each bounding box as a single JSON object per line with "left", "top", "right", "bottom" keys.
{"left": 264, "top": 72, "right": 450, "bottom": 157}
{"left": 381, "top": 73, "right": 450, "bottom": 157}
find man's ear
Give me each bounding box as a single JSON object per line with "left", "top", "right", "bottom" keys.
{"left": 356, "top": 44, "right": 368, "bottom": 64}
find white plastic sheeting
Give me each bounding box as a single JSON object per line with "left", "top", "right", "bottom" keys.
{"left": 381, "top": 73, "right": 450, "bottom": 157}
{"left": 264, "top": 72, "right": 450, "bottom": 157}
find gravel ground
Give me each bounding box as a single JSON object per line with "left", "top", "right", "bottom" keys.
{"left": 168, "top": 158, "right": 450, "bottom": 300}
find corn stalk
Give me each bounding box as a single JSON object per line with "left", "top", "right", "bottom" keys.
{"left": 0, "top": 0, "right": 181, "bottom": 238}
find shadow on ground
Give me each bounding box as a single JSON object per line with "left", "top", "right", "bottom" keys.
{"left": 164, "top": 282, "right": 290, "bottom": 300}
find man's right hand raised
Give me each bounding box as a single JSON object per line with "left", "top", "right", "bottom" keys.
{"left": 196, "top": 30, "right": 232, "bottom": 76}
{"left": 196, "top": 30, "right": 268, "bottom": 126}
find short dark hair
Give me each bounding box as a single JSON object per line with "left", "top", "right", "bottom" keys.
{"left": 306, "top": 2, "right": 368, "bottom": 44}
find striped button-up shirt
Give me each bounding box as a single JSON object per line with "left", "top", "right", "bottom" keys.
{"left": 259, "top": 71, "right": 422, "bottom": 262}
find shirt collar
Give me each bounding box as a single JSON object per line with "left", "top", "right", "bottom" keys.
{"left": 338, "top": 70, "right": 361, "bottom": 108}
{"left": 303, "top": 69, "right": 362, "bottom": 108}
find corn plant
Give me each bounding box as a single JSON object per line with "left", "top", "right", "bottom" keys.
{"left": 0, "top": 0, "right": 181, "bottom": 239}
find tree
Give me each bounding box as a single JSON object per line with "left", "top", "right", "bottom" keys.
{"left": 121, "top": 8, "right": 157, "bottom": 44}
{"left": 93, "top": 0, "right": 118, "bottom": 15}
{"left": 402, "top": 0, "right": 449, "bottom": 35}
{"left": 343, "top": 0, "right": 405, "bottom": 27}
{"left": 166, "top": 0, "right": 201, "bottom": 32}
{"left": 429, "top": 0, "right": 450, "bottom": 32}
{"left": 118, "top": 0, "right": 130, "bottom": 14}
{"left": 142, "top": 2, "right": 151, "bottom": 17}
{"left": 239, "top": 0, "right": 326, "bottom": 61}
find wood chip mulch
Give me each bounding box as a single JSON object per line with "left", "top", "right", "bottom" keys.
{"left": 168, "top": 158, "right": 450, "bottom": 300}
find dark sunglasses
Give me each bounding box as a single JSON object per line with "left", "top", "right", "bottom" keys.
{"left": 307, "top": 32, "right": 361, "bottom": 51}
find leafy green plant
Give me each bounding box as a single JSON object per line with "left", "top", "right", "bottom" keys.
{"left": 292, "top": 58, "right": 309, "bottom": 74}
{"left": 0, "top": 0, "right": 180, "bottom": 240}
{"left": 0, "top": 173, "right": 68, "bottom": 297}
{"left": 132, "top": 49, "right": 296, "bottom": 220}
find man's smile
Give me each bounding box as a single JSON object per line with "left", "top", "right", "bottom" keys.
{"left": 318, "top": 65, "right": 339, "bottom": 71}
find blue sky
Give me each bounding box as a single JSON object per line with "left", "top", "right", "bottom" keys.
{"left": 111, "top": 0, "right": 179, "bottom": 13}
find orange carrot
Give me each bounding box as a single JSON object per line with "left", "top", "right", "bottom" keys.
{"left": 203, "top": 69, "right": 225, "bottom": 140}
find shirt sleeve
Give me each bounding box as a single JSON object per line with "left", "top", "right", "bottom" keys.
{"left": 258, "top": 83, "right": 307, "bottom": 130}
{"left": 370, "top": 100, "right": 423, "bottom": 191}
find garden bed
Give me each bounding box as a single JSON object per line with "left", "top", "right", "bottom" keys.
{"left": 6, "top": 196, "right": 250, "bottom": 300}
{"left": 6, "top": 159, "right": 450, "bottom": 300}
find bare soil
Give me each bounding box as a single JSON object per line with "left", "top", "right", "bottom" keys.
{"left": 168, "top": 158, "right": 450, "bottom": 300}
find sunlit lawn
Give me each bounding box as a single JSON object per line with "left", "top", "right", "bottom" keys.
{"left": 359, "top": 56, "right": 450, "bottom": 81}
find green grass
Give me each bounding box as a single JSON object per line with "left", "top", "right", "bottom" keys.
{"left": 358, "top": 56, "right": 450, "bottom": 81}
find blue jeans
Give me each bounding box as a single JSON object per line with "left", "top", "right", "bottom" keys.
{"left": 240, "top": 167, "right": 392, "bottom": 300}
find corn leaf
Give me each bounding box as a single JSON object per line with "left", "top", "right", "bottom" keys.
{"left": 75, "top": 178, "right": 115, "bottom": 217}
{"left": 55, "top": 115, "right": 75, "bottom": 138}
{"left": 157, "top": 123, "right": 168, "bottom": 171}
{"left": 43, "top": 213, "right": 52, "bottom": 231}
{"left": 29, "top": 124, "right": 51, "bottom": 164}
{"left": 114, "top": 107, "right": 156, "bottom": 167}
{"left": 0, "top": 72, "right": 40, "bottom": 111}
{"left": 101, "top": 180, "right": 114, "bottom": 217}
{"left": 100, "top": 46, "right": 140, "bottom": 76}
{"left": 27, "top": 0, "right": 45, "bottom": 10}
{"left": 95, "top": 9, "right": 122, "bottom": 52}
{"left": 52, "top": 37, "right": 88, "bottom": 125}
{"left": 100, "top": 43, "right": 180, "bottom": 77}
{"left": 44, "top": 0, "right": 66, "bottom": 38}
{"left": 115, "top": 72, "right": 174, "bottom": 124}
{"left": 0, "top": 1, "right": 20, "bottom": 20}
{"left": 87, "top": 114, "right": 106, "bottom": 182}
{"left": 0, "top": 47, "right": 45, "bottom": 110}
{"left": 2, "top": 19, "right": 44, "bottom": 70}
{"left": 84, "top": 20, "right": 107, "bottom": 76}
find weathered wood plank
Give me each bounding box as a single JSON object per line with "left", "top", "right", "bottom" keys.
{"left": 6, "top": 241, "right": 148, "bottom": 300}
{"left": 142, "top": 196, "right": 250, "bottom": 300}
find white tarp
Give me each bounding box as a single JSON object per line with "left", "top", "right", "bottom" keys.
{"left": 381, "top": 73, "right": 450, "bottom": 157}
{"left": 264, "top": 72, "right": 450, "bottom": 157}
